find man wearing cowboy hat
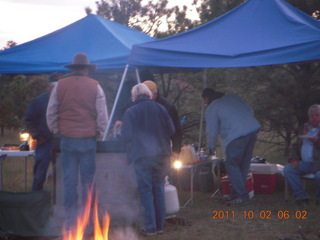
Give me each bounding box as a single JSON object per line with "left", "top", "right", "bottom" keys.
{"left": 46, "top": 52, "right": 108, "bottom": 230}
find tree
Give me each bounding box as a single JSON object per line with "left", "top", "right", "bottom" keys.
{"left": 0, "top": 41, "right": 19, "bottom": 135}
{"left": 89, "top": 0, "right": 198, "bottom": 38}
{"left": 154, "top": 71, "right": 204, "bottom": 145}
{"left": 0, "top": 89, "right": 18, "bottom": 136}
{"left": 251, "top": 63, "right": 320, "bottom": 155}
{"left": 0, "top": 75, "right": 29, "bottom": 134}
{"left": 195, "top": 0, "right": 244, "bottom": 23}
{"left": 158, "top": 5, "right": 200, "bottom": 38}
{"left": 0, "top": 75, "right": 48, "bottom": 136}
{"left": 1, "top": 40, "right": 17, "bottom": 51}
{"left": 287, "top": 0, "right": 320, "bottom": 19}
{"left": 195, "top": 0, "right": 320, "bottom": 23}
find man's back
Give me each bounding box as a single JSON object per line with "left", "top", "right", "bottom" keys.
{"left": 57, "top": 74, "right": 98, "bottom": 138}
{"left": 122, "top": 97, "right": 175, "bottom": 163}
{"left": 156, "top": 95, "right": 182, "bottom": 153}
{"left": 206, "top": 94, "right": 260, "bottom": 148}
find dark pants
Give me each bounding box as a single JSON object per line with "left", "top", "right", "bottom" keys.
{"left": 32, "top": 139, "right": 53, "bottom": 191}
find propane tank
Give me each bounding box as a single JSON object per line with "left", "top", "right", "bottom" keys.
{"left": 164, "top": 176, "right": 180, "bottom": 217}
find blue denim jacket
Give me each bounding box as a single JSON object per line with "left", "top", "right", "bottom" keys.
{"left": 121, "top": 97, "right": 175, "bottom": 164}
{"left": 24, "top": 92, "right": 53, "bottom": 141}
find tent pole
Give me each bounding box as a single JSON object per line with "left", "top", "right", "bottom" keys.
{"left": 102, "top": 64, "right": 129, "bottom": 141}
{"left": 197, "top": 68, "right": 208, "bottom": 153}
{"left": 135, "top": 68, "right": 141, "bottom": 83}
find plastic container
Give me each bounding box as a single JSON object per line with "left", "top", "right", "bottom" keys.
{"left": 29, "top": 138, "right": 37, "bottom": 151}
{"left": 249, "top": 163, "right": 278, "bottom": 194}
{"left": 220, "top": 173, "right": 254, "bottom": 199}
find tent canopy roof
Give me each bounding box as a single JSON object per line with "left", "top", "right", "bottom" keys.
{"left": 0, "top": 14, "right": 155, "bottom": 74}
{"left": 128, "top": 0, "right": 320, "bottom": 68}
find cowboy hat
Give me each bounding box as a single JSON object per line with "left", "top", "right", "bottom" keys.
{"left": 64, "top": 52, "right": 97, "bottom": 72}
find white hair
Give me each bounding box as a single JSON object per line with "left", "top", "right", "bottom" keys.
{"left": 131, "top": 83, "right": 152, "bottom": 101}
{"left": 308, "top": 104, "right": 320, "bottom": 114}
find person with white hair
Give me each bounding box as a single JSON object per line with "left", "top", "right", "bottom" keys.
{"left": 284, "top": 104, "right": 320, "bottom": 206}
{"left": 121, "top": 83, "right": 175, "bottom": 236}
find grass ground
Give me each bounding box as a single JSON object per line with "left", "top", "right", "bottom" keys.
{"left": 156, "top": 189, "right": 320, "bottom": 240}
{"left": 1, "top": 130, "right": 319, "bottom": 240}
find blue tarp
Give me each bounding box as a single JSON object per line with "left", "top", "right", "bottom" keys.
{"left": 128, "top": 0, "right": 320, "bottom": 68}
{"left": 0, "top": 14, "right": 155, "bottom": 74}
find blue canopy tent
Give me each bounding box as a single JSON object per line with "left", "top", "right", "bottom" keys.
{"left": 0, "top": 14, "right": 155, "bottom": 74}
{"left": 128, "top": 0, "right": 320, "bottom": 68}
{"left": 128, "top": 0, "right": 320, "bottom": 150}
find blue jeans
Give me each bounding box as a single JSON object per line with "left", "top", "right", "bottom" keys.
{"left": 284, "top": 161, "right": 320, "bottom": 200}
{"left": 60, "top": 136, "right": 96, "bottom": 229}
{"left": 225, "top": 131, "right": 257, "bottom": 200}
{"left": 32, "top": 139, "right": 53, "bottom": 191}
{"left": 134, "top": 156, "right": 169, "bottom": 233}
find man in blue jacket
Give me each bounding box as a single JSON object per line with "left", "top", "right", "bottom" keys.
{"left": 122, "top": 83, "right": 175, "bottom": 236}
{"left": 24, "top": 73, "right": 60, "bottom": 191}
{"left": 202, "top": 88, "right": 260, "bottom": 206}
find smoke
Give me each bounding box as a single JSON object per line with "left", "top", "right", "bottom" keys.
{"left": 109, "top": 226, "right": 141, "bottom": 240}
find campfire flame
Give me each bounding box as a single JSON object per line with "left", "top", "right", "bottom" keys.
{"left": 93, "top": 195, "right": 110, "bottom": 240}
{"left": 62, "top": 189, "right": 110, "bottom": 240}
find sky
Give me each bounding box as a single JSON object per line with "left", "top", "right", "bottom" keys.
{"left": 0, "top": 0, "right": 196, "bottom": 48}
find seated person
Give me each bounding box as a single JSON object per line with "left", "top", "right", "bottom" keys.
{"left": 284, "top": 104, "right": 320, "bottom": 205}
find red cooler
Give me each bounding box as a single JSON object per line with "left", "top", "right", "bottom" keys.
{"left": 220, "top": 173, "right": 254, "bottom": 199}
{"left": 249, "top": 163, "right": 278, "bottom": 194}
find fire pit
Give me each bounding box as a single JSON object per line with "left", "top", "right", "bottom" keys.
{"left": 50, "top": 141, "right": 142, "bottom": 239}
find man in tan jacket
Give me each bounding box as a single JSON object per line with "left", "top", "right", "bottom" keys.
{"left": 47, "top": 53, "right": 108, "bottom": 230}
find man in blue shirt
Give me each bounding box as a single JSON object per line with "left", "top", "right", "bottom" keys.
{"left": 24, "top": 73, "right": 60, "bottom": 191}
{"left": 202, "top": 88, "right": 261, "bottom": 206}
{"left": 284, "top": 104, "right": 320, "bottom": 205}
